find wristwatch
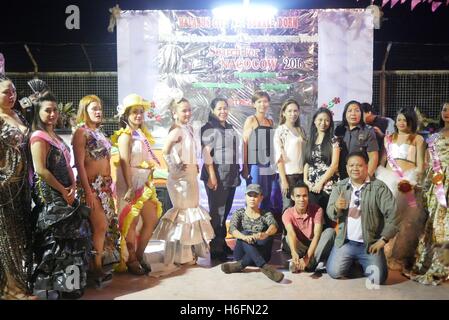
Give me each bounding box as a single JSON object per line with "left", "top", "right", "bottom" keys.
{"left": 380, "top": 237, "right": 389, "bottom": 244}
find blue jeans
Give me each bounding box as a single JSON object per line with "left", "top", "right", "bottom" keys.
{"left": 326, "top": 240, "right": 388, "bottom": 285}
{"left": 233, "top": 234, "right": 274, "bottom": 268}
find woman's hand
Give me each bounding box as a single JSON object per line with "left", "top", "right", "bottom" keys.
{"left": 242, "top": 165, "right": 249, "bottom": 180}
{"left": 176, "top": 162, "right": 187, "bottom": 172}
{"left": 311, "top": 181, "right": 324, "bottom": 194}
{"left": 85, "top": 190, "right": 96, "bottom": 210}
{"left": 124, "top": 187, "right": 135, "bottom": 203}
{"left": 280, "top": 177, "right": 289, "bottom": 197}
{"left": 207, "top": 175, "right": 218, "bottom": 191}
{"left": 63, "top": 187, "right": 75, "bottom": 206}
{"left": 304, "top": 180, "right": 314, "bottom": 190}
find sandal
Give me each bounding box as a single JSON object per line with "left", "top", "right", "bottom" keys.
{"left": 126, "top": 260, "right": 146, "bottom": 276}
{"left": 139, "top": 259, "right": 152, "bottom": 274}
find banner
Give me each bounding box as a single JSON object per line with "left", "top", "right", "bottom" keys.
{"left": 117, "top": 9, "right": 373, "bottom": 211}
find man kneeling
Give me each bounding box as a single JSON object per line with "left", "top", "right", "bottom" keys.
{"left": 326, "top": 151, "right": 398, "bottom": 285}
{"left": 282, "top": 181, "right": 336, "bottom": 273}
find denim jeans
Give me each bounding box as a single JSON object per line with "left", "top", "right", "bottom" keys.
{"left": 326, "top": 240, "right": 388, "bottom": 285}
{"left": 233, "top": 232, "right": 274, "bottom": 268}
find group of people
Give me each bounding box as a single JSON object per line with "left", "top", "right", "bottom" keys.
{"left": 0, "top": 74, "right": 448, "bottom": 299}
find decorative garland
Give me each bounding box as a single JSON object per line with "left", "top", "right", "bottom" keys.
{"left": 361, "top": 0, "right": 449, "bottom": 11}
{"left": 114, "top": 176, "right": 163, "bottom": 272}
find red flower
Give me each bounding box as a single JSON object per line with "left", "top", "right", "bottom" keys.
{"left": 398, "top": 180, "right": 413, "bottom": 193}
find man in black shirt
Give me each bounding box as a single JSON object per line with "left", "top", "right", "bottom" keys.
{"left": 361, "top": 102, "right": 390, "bottom": 152}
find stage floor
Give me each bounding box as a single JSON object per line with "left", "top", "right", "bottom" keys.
{"left": 81, "top": 238, "right": 449, "bottom": 300}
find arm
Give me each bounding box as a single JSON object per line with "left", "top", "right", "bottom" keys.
{"left": 369, "top": 183, "right": 398, "bottom": 254}
{"left": 326, "top": 184, "right": 347, "bottom": 222}
{"left": 415, "top": 135, "right": 425, "bottom": 185}
{"left": 366, "top": 128, "right": 379, "bottom": 176}
{"left": 72, "top": 128, "right": 94, "bottom": 208}
{"left": 31, "top": 139, "right": 74, "bottom": 205}
{"left": 303, "top": 163, "right": 313, "bottom": 189}
{"left": 379, "top": 136, "right": 388, "bottom": 167}
{"left": 313, "top": 143, "right": 340, "bottom": 192}
{"left": 117, "top": 132, "right": 134, "bottom": 201}
{"left": 377, "top": 183, "right": 399, "bottom": 240}
{"left": 284, "top": 223, "right": 301, "bottom": 264}
{"left": 274, "top": 128, "right": 289, "bottom": 195}
{"left": 306, "top": 222, "right": 323, "bottom": 264}
{"left": 367, "top": 151, "right": 379, "bottom": 177}
{"left": 201, "top": 125, "right": 218, "bottom": 190}
{"left": 257, "top": 212, "right": 278, "bottom": 240}
{"left": 242, "top": 117, "right": 254, "bottom": 179}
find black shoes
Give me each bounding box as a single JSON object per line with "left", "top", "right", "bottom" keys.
{"left": 221, "top": 261, "right": 244, "bottom": 274}
{"left": 261, "top": 264, "right": 284, "bottom": 282}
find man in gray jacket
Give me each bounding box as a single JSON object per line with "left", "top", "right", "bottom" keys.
{"left": 326, "top": 151, "right": 398, "bottom": 285}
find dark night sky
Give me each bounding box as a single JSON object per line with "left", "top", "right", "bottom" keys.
{"left": 1, "top": 0, "right": 448, "bottom": 71}
{"left": 1, "top": 0, "right": 448, "bottom": 43}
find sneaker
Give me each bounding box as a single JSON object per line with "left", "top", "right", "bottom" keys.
{"left": 261, "top": 264, "right": 284, "bottom": 282}
{"left": 221, "top": 261, "right": 244, "bottom": 274}
{"left": 314, "top": 262, "right": 326, "bottom": 272}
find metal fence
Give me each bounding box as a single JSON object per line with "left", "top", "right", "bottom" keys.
{"left": 7, "top": 70, "right": 449, "bottom": 136}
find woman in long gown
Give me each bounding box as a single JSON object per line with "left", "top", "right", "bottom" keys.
{"left": 153, "top": 98, "right": 214, "bottom": 265}
{"left": 408, "top": 103, "right": 449, "bottom": 285}
{"left": 31, "top": 93, "right": 91, "bottom": 299}
{"left": 375, "top": 107, "right": 426, "bottom": 271}
{"left": 112, "top": 94, "right": 162, "bottom": 275}
{"left": 0, "top": 75, "right": 34, "bottom": 299}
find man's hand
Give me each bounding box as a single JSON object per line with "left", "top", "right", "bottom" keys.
{"left": 373, "top": 126, "right": 384, "bottom": 138}
{"left": 243, "top": 234, "right": 256, "bottom": 244}
{"left": 298, "top": 258, "right": 307, "bottom": 271}
{"left": 369, "top": 239, "right": 386, "bottom": 255}
{"left": 335, "top": 191, "right": 347, "bottom": 212}
{"left": 257, "top": 232, "right": 269, "bottom": 241}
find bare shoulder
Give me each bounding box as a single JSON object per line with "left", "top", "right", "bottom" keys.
{"left": 117, "top": 131, "right": 131, "bottom": 144}
{"left": 243, "top": 116, "right": 257, "bottom": 132}
{"left": 415, "top": 134, "right": 425, "bottom": 144}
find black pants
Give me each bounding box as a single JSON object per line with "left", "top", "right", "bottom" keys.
{"left": 204, "top": 183, "right": 236, "bottom": 254}
{"left": 308, "top": 191, "right": 336, "bottom": 228}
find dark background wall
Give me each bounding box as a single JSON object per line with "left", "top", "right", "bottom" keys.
{"left": 1, "top": 0, "right": 449, "bottom": 71}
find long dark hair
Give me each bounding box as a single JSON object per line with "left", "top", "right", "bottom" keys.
{"left": 32, "top": 92, "right": 58, "bottom": 132}
{"left": 208, "top": 97, "right": 228, "bottom": 122}
{"left": 393, "top": 107, "right": 418, "bottom": 143}
{"left": 306, "top": 107, "right": 335, "bottom": 166}
{"left": 342, "top": 100, "right": 365, "bottom": 127}
{"left": 335, "top": 100, "right": 365, "bottom": 137}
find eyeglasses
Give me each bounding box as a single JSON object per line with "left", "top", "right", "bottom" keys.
{"left": 354, "top": 190, "right": 361, "bottom": 207}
